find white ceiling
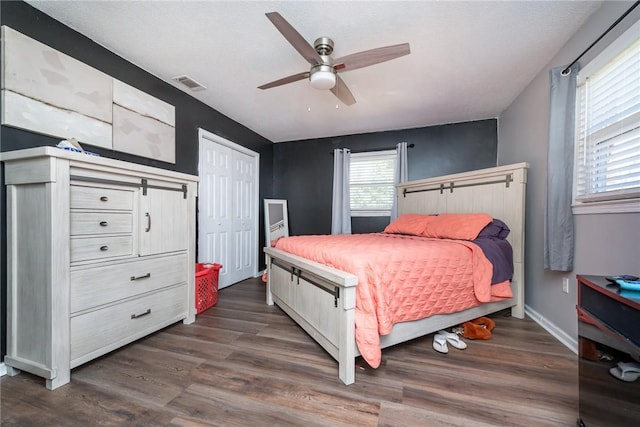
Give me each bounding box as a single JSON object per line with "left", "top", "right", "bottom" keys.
{"left": 26, "top": 1, "right": 602, "bottom": 143}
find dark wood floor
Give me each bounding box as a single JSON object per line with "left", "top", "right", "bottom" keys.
{"left": 2, "top": 278, "right": 580, "bottom": 426}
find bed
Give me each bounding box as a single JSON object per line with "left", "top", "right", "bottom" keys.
{"left": 264, "top": 162, "right": 528, "bottom": 385}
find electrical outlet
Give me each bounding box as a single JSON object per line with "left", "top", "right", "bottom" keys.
{"left": 562, "top": 277, "right": 570, "bottom": 294}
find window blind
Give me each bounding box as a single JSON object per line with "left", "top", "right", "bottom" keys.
{"left": 574, "top": 25, "right": 640, "bottom": 202}
{"left": 349, "top": 150, "right": 396, "bottom": 213}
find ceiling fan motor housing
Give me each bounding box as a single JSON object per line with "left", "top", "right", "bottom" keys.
{"left": 314, "top": 37, "right": 334, "bottom": 55}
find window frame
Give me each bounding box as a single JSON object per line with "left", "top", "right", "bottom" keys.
{"left": 349, "top": 149, "right": 397, "bottom": 217}
{"left": 572, "top": 19, "right": 640, "bottom": 215}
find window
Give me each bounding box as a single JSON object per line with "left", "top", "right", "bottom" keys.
{"left": 573, "top": 20, "right": 640, "bottom": 213}
{"left": 350, "top": 150, "right": 396, "bottom": 216}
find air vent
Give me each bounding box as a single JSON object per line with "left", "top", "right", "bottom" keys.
{"left": 172, "top": 75, "right": 207, "bottom": 91}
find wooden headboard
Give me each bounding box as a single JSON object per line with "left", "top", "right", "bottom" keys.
{"left": 396, "top": 162, "right": 529, "bottom": 317}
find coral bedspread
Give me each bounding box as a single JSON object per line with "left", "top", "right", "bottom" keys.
{"left": 274, "top": 233, "right": 512, "bottom": 368}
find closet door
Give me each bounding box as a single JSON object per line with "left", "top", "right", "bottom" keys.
{"left": 199, "top": 141, "right": 233, "bottom": 287}
{"left": 198, "top": 133, "right": 258, "bottom": 288}
{"left": 229, "top": 149, "right": 256, "bottom": 284}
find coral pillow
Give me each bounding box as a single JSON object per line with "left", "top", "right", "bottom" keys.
{"left": 383, "top": 214, "right": 436, "bottom": 236}
{"left": 422, "top": 213, "right": 493, "bottom": 240}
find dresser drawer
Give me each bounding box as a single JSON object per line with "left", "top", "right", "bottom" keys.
{"left": 70, "top": 185, "right": 134, "bottom": 211}
{"left": 70, "top": 254, "right": 187, "bottom": 313}
{"left": 70, "top": 285, "right": 187, "bottom": 362}
{"left": 71, "top": 235, "right": 133, "bottom": 262}
{"left": 70, "top": 212, "right": 133, "bottom": 236}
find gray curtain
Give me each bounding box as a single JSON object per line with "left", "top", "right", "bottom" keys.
{"left": 544, "top": 64, "right": 579, "bottom": 271}
{"left": 331, "top": 148, "right": 351, "bottom": 234}
{"left": 390, "top": 142, "right": 409, "bottom": 220}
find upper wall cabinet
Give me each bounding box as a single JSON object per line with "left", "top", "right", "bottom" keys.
{"left": 1, "top": 26, "right": 176, "bottom": 163}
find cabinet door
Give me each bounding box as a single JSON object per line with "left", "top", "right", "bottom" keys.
{"left": 139, "top": 187, "right": 188, "bottom": 255}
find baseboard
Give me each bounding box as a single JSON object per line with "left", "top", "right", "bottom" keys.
{"left": 525, "top": 304, "right": 578, "bottom": 355}
{"left": 0, "top": 362, "right": 6, "bottom": 376}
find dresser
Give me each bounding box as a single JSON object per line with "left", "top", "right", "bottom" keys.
{"left": 1, "top": 147, "right": 198, "bottom": 390}
{"left": 577, "top": 275, "right": 639, "bottom": 426}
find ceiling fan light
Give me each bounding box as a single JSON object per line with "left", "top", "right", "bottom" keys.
{"left": 310, "top": 68, "right": 336, "bottom": 90}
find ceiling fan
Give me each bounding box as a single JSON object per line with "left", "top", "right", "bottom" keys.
{"left": 258, "top": 12, "right": 411, "bottom": 106}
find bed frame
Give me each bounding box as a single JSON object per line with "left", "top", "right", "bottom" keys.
{"left": 264, "top": 162, "right": 528, "bottom": 385}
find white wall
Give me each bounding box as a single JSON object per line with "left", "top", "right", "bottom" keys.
{"left": 498, "top": 1, "right": 640, "bottom": 350}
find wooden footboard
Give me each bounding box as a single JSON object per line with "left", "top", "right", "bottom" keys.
{"left": 265, "top": 162, "right": 528, "bottom": 385}
{"left": 265, "top": 248, "right": 358, "bottom": 384}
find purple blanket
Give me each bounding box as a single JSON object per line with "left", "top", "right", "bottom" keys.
{"left": 473, "top": 237, "right": 514, "bottom": 284}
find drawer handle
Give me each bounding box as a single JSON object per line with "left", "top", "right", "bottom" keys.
{"left": 99, "top": 221, "right": 108, "bottom": 227}
{"left": 100, "top": 196, "right": 109, "bottom": 202}
{"left": 131, "top": 309, "right": 151, "bottom": 319}
{"left": 130, "top": 273, "right": 151, "bottom": 281}
{"left": 100, "top": 245, "right": 109, "bottom": 251}
{"left": 145, "top": 212, "right": 151, "bottom": 232}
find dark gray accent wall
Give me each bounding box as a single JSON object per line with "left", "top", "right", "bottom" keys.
{"left": 273, "top": 119, "right": 498, "bottom": 236}
{"left": 0, "top": 1, "right": 274, "bottom": 357}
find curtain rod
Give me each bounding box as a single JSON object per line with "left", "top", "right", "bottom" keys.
{"left": 562, "top": 1, "right": 639, "bottom": 75}
{"left": 330, "top": 143, "right": 414, "bottom": 155}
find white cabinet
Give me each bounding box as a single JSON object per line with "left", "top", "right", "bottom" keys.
{"left": 1, "top": 147, "right": 198, "bottom": 390}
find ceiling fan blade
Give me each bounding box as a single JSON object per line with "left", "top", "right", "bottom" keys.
{"left": 258, "top": 71, "right": 310, "bottom": 90}
{"left": 334, "top": 43, "right": 410, "bottom": 72}
{"left": 265, "top": 12, "right": 323, "bottom": 66}
{"left": 331, "top": 75, "right": 356, "bottom": 106}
